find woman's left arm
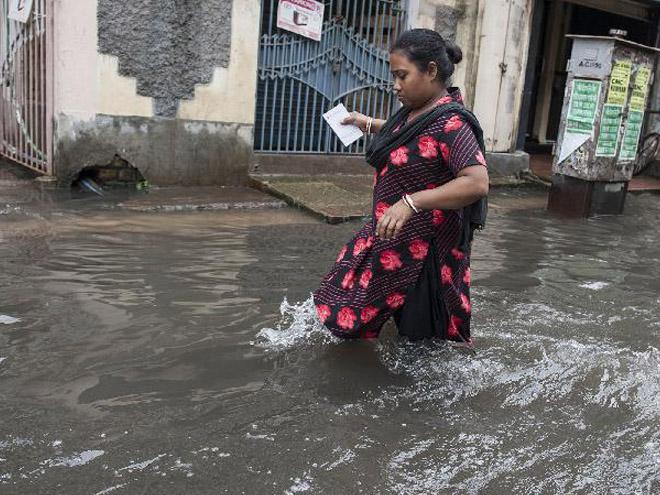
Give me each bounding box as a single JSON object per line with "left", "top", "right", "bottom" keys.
{"left": 409, "top": 165, "right": 489, "bottom": 211}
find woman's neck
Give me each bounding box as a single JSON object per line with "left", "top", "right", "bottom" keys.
{"left": 406, "top": 87, "right": 449, "bottom": 122}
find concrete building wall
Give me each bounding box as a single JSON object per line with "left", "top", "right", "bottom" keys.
{"left": 52, "top": 0, "right": 260, "bottom": 186}
{"left": 412, "top": 0, "right": 535, "bottom": 153}
{"left": 408, "top": 0, "right": 480, "bottom": 109}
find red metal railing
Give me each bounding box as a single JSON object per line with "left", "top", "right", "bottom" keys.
{"left": 0, "top": 0, "right": 53, "bottom": 175}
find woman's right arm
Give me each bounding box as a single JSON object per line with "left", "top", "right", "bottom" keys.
{"left": 342, "top": 112, "right": 386, "bottom": 134}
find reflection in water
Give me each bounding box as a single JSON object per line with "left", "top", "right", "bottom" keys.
{"left": 0, "top": 190, "right": 658, "bottom": 494}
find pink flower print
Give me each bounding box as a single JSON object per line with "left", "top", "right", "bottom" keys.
{"left": 408, "top": 239, "right": 429, "bottom": 261}
{"left": 475, "top": 150, "right": 487, "bottom": 166}
{"left": 389, "top": 146, "right": 409, "bottom": 166}
{"left": 463, "top": 268, "right": 471, "bottom": 286}
{"left": 337, "top": 307, "right": 357, "bottom": 330}
{"left": 386, "top": 292, "right": 406, "bottom": 310}
{"left": 448, "top": 315, "right": 462, "bottom": 339}
{"left": 361, "top": 306, "right": 379, "bottom": 324}
{"left": 336, "top": 245, "right": 348, "bottom": 263}
{"left": 341, "top": 269, "right": 356, "bottom": 290}
{"left": 375, "top": 202, "right": 390, "bottom": 221}
{"left": 460, "top": 293, "right": 471, "bottom": 314}
{"left": 451, "top": 248, "right": 465, "bottom": 261}
{"left": 441, "top": 264, "right": 453, "bottom": 285}
{"left": 316, "top": 304, "right": 331, "bottom": 323}
{"left": 353, "top": 238, "right": 368, "bottom": 256}
{"left": 418, "top": 136, "right": 438, "bottom": 159}
{"left": 359, "top": 269, "right": 372, "bottom": 289}
{"left": 432, "top": 209, "right": 445, "bottom": 226}
{"left": 444, "top": 115, "right": 464, "bottom": 133}
{"left": 439, "top": 142, "right": 450, "bottom": 163}
{"left": 380, "top": 249, "right": 403, "bottom": 271}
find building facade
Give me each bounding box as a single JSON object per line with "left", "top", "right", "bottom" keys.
{"left": 1, "top": 0, "right": 658, "bottom": 184}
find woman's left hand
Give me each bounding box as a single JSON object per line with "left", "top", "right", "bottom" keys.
{"left": 376, "top": 200, "right": 415, "bottom": 240}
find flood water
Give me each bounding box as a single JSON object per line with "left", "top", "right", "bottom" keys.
{"left": 0, "top": 188, "right": 659, "bottom": 494}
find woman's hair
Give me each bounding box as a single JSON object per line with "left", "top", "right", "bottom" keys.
{"left": 391, "top": 29, "right": 463, "bottom": 84}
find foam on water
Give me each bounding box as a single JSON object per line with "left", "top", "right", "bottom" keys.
{"left": 118, "top": 454, "right": 167, "bottom": 472}
{"left": 580, "top": 281, "right": 610, "bottom": 290}
{"left": 93, "top": 484, "right": 127, "bottom": 495}
{"left": 254, "top": 296, "right": 340, "bottom": 350}
{"left": 0, "top": 315, "right": 19, "bottom": 325}
{"left": 43, "top": 450, "right": 105, "bottom": 468}
{"left": 359, "top": 324, "right": 660, "bottom": 493}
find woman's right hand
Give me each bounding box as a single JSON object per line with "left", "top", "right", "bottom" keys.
{"left": 342, "top": 111, "right": 371, "bottom": 132}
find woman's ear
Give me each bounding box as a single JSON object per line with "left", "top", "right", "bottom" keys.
{"left": 427, "top": 61, "right": 439, "bottom": 80}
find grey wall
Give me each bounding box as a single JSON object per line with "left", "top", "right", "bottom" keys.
{"left": 434, "top": 3, "right": 462, "bottom": 43}
{"left": 98, "top": 0, "right": 233, "bottom": 118}
{"left": 55, "top": 115, "right": 252, "bottom": 186}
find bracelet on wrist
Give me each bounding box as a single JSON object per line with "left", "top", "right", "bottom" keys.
{"left": 404, "top": 193, "right": 420, "bottom": 213}
{"left": 366, "top": 117, "right": 373, "bottom": 134}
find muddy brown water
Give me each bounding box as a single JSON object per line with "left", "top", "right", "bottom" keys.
{"left": 0, "top": 188, "right": 659, "bottom": 494}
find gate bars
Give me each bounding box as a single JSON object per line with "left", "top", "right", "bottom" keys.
{"left": 0, "top": 0, "right": 53, "bottom": 174}
{"left": 255, "top": 0, "right": 406, "bottom": 155}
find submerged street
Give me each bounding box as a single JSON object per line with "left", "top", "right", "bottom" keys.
{"left": 1, "top": 184, "right": 659, "bottom": 494}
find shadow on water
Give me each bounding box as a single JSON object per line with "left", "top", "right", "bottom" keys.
{"left": 0, "top": 188, "right": 658, "bottom": 494}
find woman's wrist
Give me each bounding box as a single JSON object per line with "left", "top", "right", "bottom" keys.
{"left": 408, "top": 192, "right": 425, "bottom": 212}
{"left": 401, "top": 194, "right": 420, "bottom": 213}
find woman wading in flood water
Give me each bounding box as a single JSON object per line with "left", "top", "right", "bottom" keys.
{"left": 313, "top": 29, "right": 489, "bottom": 345}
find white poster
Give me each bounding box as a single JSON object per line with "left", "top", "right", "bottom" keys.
{"left": 558, "top": 132, "right": 590, "bottom": 164}
{"left": 277, "top": 0, "right": 324, "bottom": 42}
{"left": 8, "top": 0, "right": 34, "bottom": 23}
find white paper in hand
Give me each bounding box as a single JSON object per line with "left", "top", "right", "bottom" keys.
{"left": 322, "top": 103, "right": 364, "bottom": 147}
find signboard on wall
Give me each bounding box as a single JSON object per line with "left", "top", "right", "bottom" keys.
{"left": 8, "top": 0, "right": 34, "bottom": 23}
{"left": 595, "top": 104, "right": 623, "bottom": 157}
{"left": 558, "top": 79, "right": 602, "bottom": 163}
{"left": 277, "top": 0, "right": 324, "bottom": 41}
{"left": 606, "top": 60, "right": 632, "bottom": 106}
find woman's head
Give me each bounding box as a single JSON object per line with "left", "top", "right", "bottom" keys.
{"left": 389, "top": 29, "right": 463, "bottom": 108}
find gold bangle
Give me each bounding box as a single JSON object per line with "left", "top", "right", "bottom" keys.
{"left": 366, "top": 117, "right": 373, "bottom": 134}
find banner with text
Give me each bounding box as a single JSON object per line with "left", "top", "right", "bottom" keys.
{"left": 277, "top": 0, "right": 324, "bottom": 41}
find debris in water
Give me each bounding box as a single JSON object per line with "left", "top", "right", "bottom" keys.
{"left": 79, "top": 178, "right": 104, "bottom": 197}
{"left": 0, "top": 315, "right": 19, "bottom": 325}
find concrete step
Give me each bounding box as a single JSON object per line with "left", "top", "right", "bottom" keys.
{"left": 250, "top": 174, "right": 373, "bottom": 223}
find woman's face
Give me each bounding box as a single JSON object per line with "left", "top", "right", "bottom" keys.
{"left": 389, "top": 50, "right": 443, "bottom": 109}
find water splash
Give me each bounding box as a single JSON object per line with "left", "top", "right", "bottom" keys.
{"left": 253, "top": 296, "right": 340, "bottom": 350}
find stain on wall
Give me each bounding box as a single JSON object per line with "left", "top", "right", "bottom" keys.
{"left": 435, "top": 3, "right": 463, "bottom": 43}
{"left": 98, "top": 0, "right": 233, "bottom": 118}
{"left": 55, "top": 115, "right": 252, "bottom": 186}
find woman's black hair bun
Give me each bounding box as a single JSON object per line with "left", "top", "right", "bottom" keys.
{"left": 445, "top": 42, "right": 463, "bottom": 65}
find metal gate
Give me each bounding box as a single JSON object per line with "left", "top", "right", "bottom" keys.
{"left": 0, "top": 0, "right": 53, "bottom": 174}
{"left": 255, "top": 0, "right": 406, "bottom": 155}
